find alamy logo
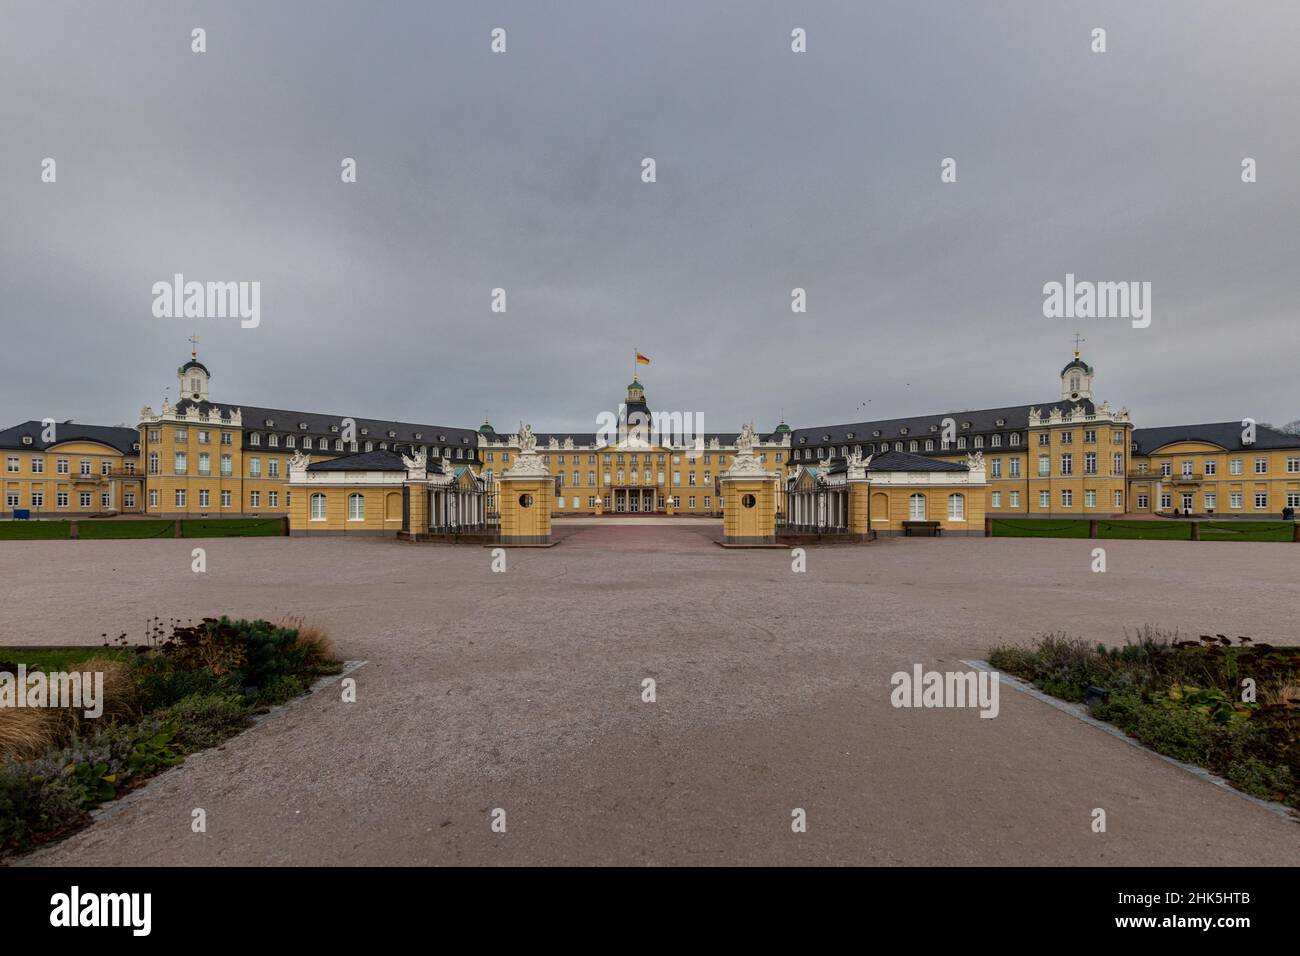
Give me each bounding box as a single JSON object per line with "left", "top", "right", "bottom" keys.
{"left": 152, "top": 273, "right": 261, "bottom": 328}
{"left": 49, "top": 886, "right": 151, "bottom": 936}
{"left": 0, "top": 666, "right": 104, "bottom": 718}
{"left": 890, "top": 665, "right": 1000, "bottom": 718}
{"left": 595, "top": 406, "right": 705, "bottom": 451}
{"left": 1042, "top": 273, "right": 1151, "bottom": 328}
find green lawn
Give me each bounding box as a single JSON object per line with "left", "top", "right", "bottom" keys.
{"left": 0, "top": 518, "right": 283, "bottom": 540}
{"left": 182, "top": 517, "right": 283, "bottom": 537}
{"left": 0, "top": 522, "right": 69, "bottom": 540}
{"left": 1097, "top": 520, "right": 1191, "bottom": 540}
{"left": 78, "top": 519, "right": 175, "bottom": 539}
{"left": 1200, "top": 521, "right": 1294, "bottom": 542}
{"left": 990, "top": 519, "right": 1090, "bottom": 538}
{"left": 0, "top": 646, "right": 134, "bottom": 670}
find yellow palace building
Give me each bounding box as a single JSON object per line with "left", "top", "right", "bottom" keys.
{"left": 2, "top": 348, "right": 1297, "bottom": 529}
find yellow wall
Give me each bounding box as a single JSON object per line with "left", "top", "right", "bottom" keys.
{"left": 290, "top": 484, "right": 403, "bottom": 535}
{"left": 2, "top": 440, "right": 141, "bottom": 516}
{"left": 1128, "top": 442, "right": 1300, "bottom": 516}
{"left": 499, "top": 476, "right": 552, "bottom": 543}
{"left": 721, "top": 477, "right": 777, "bottom": 543}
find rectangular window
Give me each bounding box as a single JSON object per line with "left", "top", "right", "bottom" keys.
{"left": 1181, "top": 460, "right": 1193, "bottom": 477}
{"left": 1287, "top": 492, "right": 1300, "bottom": 508}
{"left": 56, "top": 492, "right": 69, "bottom": 508}
{"left": 31, "top": 492, "right": 44, "bottom": 508}
{"left": 1254, "top": 458, "right": 1268, "bottom": 474}
{"left": 31, "top": 457, "right": 44, "bottom": 474}
{"left": 100, "top": 493, "right": 111, "bottom": 508}
{"left": 1060, "top": 454, "right": 1073, "bottom": 476}
{"left": 1084, "top": 490, "right": 1096, "bottom": 507}
{"left": 248, "top": 458, "right": 261, "bottom": 478}
{"left": 57, "top": 458, "right": 69, "bottom": 475}
{"left": 311, "top": 495, "right": 326, "bottom": 521}
{"left": 220, "top": 455, "right": 232, "bottom": 476}
{"left": 5, "top": 457, "right": 17, "bottom": 473}
{"left": 250, "top": 491, "right": 261, "bottom": 508}
{"left": 198, "top": 453, "right": 211, "bottom": 475}
{"left": 1204, "top": 460, "right": 1216, "bottom": 476}
{"left": 198, "top": 489, "right": 210, "bottom": 508}
{"left": 221, "top": 490, "right": 232, "bottom": 508}
{"left": 990, "top": 491, "right": 1001, "bottom": 508}
{"left": 268, "top": 459, "right": 280, "bottom": 479}
{"left": 1009, "top": 459, "right": 1020, "bottom": 478}
{"left": 1254, "top": 493, "right": 1268, "bottom": 509}
{"left": 124, "top": 493, "right": 135, "bottom": 508}
{"left": 1160, "top": 462, "right": 1171, "bottom": 477}
{"left": 1084, "top": 453, "right": 1096, "bottom": 475}
{"left": 1203, "top": 492, "right": 1217, "bottom": 511}
{"left": 1112, "top": 453, "right": 1123, "bottom": 475}
{"left": 78, "top": 460, "right": 90, "bottom": 477}
{"left": 1084, "top": 429, "right": 1096, "bottom": 443}
{"left": 149, "top": 489, "right": 158, "bottom": 508}
{"left": 1114, "top": 490, "right": 1124, "bottom": 508}
{"left": 175, "top": 489, "right": 186, "bottom": 507}
{"left": 1061, "top": 489, "right": 1073, "bottom": 507}
{"left": 1039, "top": 490, "right": 1050, "bottom": 508}
{"left": 1160, "top": 493, "right": 1172, "bottom": 509}
{"left": 174, "top": 430, "right": 187, "bottom": 443}
{"left": 1009, "top": 491, "right": 1020, "bottom": 508}
{"left": 1229, "top": 458, "right": 1242, "bottom": 475}
{"left": 1037, "top": 456, "right": 1050, "bottom": 477}
{"left": 1230, "top": 492, "right": 1242, "bottom": 510}
{"left": 174, "top": 453, "right": 187, "bottom": 475}
{"left": 990, "top": 459, "right": 1001, "bottom": 479}
{"left": 1137, "top": 494, "right": 1149, "bottom": 510}
{"left": 703, "top": 496, "right": 711, "bottom": 509}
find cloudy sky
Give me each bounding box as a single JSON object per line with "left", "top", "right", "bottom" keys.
{"left": 2, "top": 1, "right": 1297, "bottom": 435}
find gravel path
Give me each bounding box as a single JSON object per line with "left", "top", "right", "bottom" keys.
{"left": 4, "top": 529, "right": 1297, "bottom": 865}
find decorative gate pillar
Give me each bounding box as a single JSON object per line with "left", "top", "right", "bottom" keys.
{"left": 718, "top": 423, "right": 780, "bottom": 545}
{"left": 846, "top": 450, "right": 872, "bottom": 536}
{"left": 497, "top": 423, "right": 552, "bottom": 545}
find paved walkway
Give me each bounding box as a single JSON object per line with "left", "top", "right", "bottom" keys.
{"left": 3, "top": 532, "right": 1296, "bottom": 865}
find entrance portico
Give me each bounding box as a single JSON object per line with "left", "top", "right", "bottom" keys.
{"left": 612, "top": 487, "right": 659, "bottom": 513}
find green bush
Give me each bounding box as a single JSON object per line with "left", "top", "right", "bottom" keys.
{"left": 162, "top": 693, "right": 250, "bottom": 752}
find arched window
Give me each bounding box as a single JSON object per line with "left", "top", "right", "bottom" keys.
{"left": 991, "top": 434, "right": 1002, "bottom": 447}
{"left": 957, "top": 437, "right": 967, "bottom": 449}
{"left": 974, "top": 435, "right": 984, "bottom": 448}
{"left": 894, "top": 442, "right": 902, "bottom": 452}
{"left": 948, "top": 493, "right": 965, "bottom": 520}
{"left": 925, "top": 439, "right": 934, "bottom": 451}
{"left": 1009, "top": 433, "right": 1021, "bottom": 447}
{"left": 348, "top": 493, "right": 365, "bottom": 521}
{"left": 310, "top": 493, "right": 326, "bottom": 521}
{"left": 909, "top": 440, "right": 918, "bottom": 452}
{"left": 909, "top": 494, "right": 926, "bottom": 520}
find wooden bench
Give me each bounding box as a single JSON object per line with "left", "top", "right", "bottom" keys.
{"left": 902, "top": 520, "right": 942, "bottom": 537}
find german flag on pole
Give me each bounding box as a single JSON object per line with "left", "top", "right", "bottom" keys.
{"left": 635, "top": 351, "right": 650, "bottom": 365}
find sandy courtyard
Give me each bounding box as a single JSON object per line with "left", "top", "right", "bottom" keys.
{"left": 3, "top": 524, "right": 1297, "bottom": 865}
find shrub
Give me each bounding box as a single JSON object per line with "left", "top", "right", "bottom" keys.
{"left": 161, "top": 693, "right": 250, "bottom": 752}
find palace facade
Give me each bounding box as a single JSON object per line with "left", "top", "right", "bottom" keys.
{"left": 2, "top": 350, "right": 1298, "bottom": 530}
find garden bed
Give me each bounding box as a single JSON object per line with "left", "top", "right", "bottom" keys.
{"left": 989, "top": 629, "right": 1300, "bottom": 808}
{"left": 0, "top": 616, "right": 342, "bottom": 856}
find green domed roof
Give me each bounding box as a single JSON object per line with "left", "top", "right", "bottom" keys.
{"left": 774, "top": 421, "right": 791, "bottom": 433}
{"left": 627, "top": 379, "right": 643, "bottom": 390}
{"left": 478, "top": 420, "right": 495, "bottom": 433}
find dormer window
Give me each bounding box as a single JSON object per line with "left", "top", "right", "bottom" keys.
{"left": 330, "top": 424, "right": 340, "bottom": 433}
{"left": 996, "top": 418, "right": 1006, "bottom": 426}
{"left": 846, "top": 432, "right": 855, "bottom": 439}
{"left": 387, "top": 430, "right": 396, "bottom": 439}
{"left": 961, "top": 421, "right": 971, "bottom": 430}
{"left": 414, "top": 433, "right": 422, "bottom": 440}
{"left": 264, "top": 419, "right": 274, "bottom": 427}
{"left": 21, "top": 435, "right": 32, "bottom": 445}
{"left": 930, "top": 424, "right": 938, "bottom": 432}
{"left": 299, "top": 422, "right": 308, "bottom": 430}
{"left": 899, "top": 427, "right": 909, "bottom": 436}
{"left": 360, "top": 427, "right": 369, "bottom": 436}
{"left": 798, "top": 437, "right": 806, "bottom": 444}
{"left": 249, "top": 433, "right": 261, "bottom": 446}
{"left": 872, "top": 430, "right": 881, "bottom": 438}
